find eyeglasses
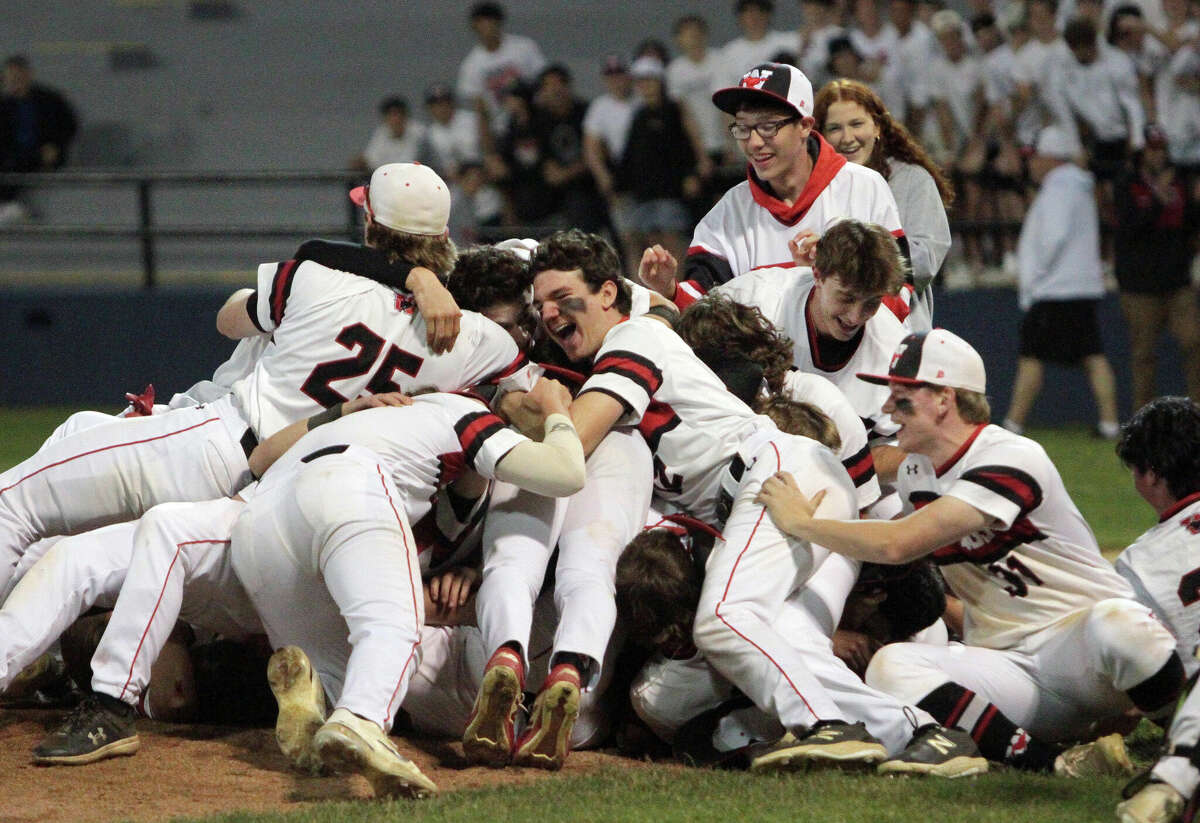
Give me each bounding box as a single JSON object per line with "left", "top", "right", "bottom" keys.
{"left": 728, "top": 117, "right": 799, "bottom": 140}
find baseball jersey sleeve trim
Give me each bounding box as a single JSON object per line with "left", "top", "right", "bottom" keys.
{"left": 244, "top": 291, "right": 265, "bottom": 333}
{"left": 591, "top": 350, "right": 663, "bottom": 397}
{"left": 952, "top": 465, "right": 1044, "bottom": 528}
{"left": 682, "top": 247, "right": 733, "bottom": 294}
{"left": 453, "top": 411, "right": 509, "bottom": 470}
{"left": 842, "top": 443, "right": 876, "bottom": 488}
{"left": 268, "top": 259, "right": 299, "bottom": 327}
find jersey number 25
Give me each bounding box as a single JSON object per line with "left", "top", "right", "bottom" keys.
{"left": 301, "top": 323, "right": 423, "bottom": 407}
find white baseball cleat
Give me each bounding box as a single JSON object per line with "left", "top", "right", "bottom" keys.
{"left": 267, "top": 646, "right": 327, "bottom": 775}
{"left": 314, "top": 708, "right": 438, "bottom": 798}
{"left": 1116, "top": 781, "right": 1186, "bottom": 823}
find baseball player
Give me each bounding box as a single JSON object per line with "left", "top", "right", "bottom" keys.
{"left": 0, "top": 163, "right": 539, "bottom": 596}
{"left": 639, "top": 62, "right": 906, "bottom": 311}
{"left": 1111, "top": 398, "right": 1200, "bottom": 823}
{"left": 32, "top": 380, "right": 585, "bottom": 792}
{"left": 527, "top": 228, "right": 984, "bottom": 775}
{"left": 755, "top": 329, "right": 1185, "bottom": 775}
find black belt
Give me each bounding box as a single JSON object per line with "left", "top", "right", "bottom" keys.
{"left": 240, "top": 428, "right": 258, "bottom": 460}
{"left": 301, "top": 444, "right": 350, "bottom": 463}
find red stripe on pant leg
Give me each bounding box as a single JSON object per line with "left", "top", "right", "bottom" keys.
{"left": 377, "top": 465, "right": 422, "bottom": 727}
{"left": 945, "top": 688, "right": 976, "bottom": 728}
{"left": 1, "top": 417, "right": 225, "bottom": 496}
{"left": 712, "top": 442, "right": 819, "bottom": 720}
{"left": 119, "top": 539, "right": 230, "bottom": 701}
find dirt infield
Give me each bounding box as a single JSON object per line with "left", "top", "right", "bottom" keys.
{"left": 0, "top": 709, "right": 636, "bottom": 823}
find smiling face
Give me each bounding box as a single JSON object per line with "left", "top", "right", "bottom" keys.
{"left": 882, "top": 383, "right": 948, "bottom": 454}
{"left": 532, "top": 268, "right": 621, "bottom": 362}
{"left": 809, "top": 272, "right": 885, "bottom": 341}
{"left": 821, "top": 99, "right": 880, "bottom": 166}
{"left": 734, "top": 106, "right": 813, "bottom": 187}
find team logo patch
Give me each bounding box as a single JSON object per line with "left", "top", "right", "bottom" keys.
{"left": 1183, "top": 514, "right": 1200, "bottom": 535}
{"left": 740, "top": 68, "right": 774, "bottom": 88}
{"left": 889, "top": 343, "right": 908, "bottom": 371}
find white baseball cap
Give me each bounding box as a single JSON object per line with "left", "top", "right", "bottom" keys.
{"left": 858, "top": 329, "right": 987, "bottom": 393}
{"left": 348, "top": 162, "right": 450, "bottom": 236}
{"left": 630, "top": 56, "right": 665, "bottom": 79}
{"left": 712, "top": 62, "right": 814, "bottom": 118}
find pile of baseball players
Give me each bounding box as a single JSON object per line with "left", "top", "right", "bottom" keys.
{"left": 2, "top": 61, "right": 1199, "bottom": 823}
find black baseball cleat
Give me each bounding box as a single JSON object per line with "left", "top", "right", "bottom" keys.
{"left": 750, "top": 720, "right": 888, "bottom": 773}
{"left": 32, "top": 692, "right": 140, "bottom": 766}
{"left": 878, "top": 723, "right": 988, "bottom": 778}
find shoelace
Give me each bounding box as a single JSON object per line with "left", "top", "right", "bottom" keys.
{"left": 58, "top": 696, "right": 105, "bottom": 734}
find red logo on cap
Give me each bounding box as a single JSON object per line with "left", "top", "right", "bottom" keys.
{"left": 741, "top": 68, "right": 774, "bottom": 88}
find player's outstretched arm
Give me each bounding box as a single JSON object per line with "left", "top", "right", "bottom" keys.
{"left": 247, "top": 392, "right": 412, "bottom": 478}
{"left": 755, "top": 470, "right": 992, "bottom": 564}
{"left": 494, "top": 378, "right": 586, "bottom": 498}
{"left": 215, "top": 289, "right": 261, "bottom": 339}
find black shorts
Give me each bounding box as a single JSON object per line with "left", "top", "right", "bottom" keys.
{"left": 1089, "top": 139, "right": 1130, "bottom": 182}
{"left": 1019, "top": 299, "right": 1105, "bottom": 364}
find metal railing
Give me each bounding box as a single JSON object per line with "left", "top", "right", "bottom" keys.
{"left": 0, "top": 170, "right": 364, "bottom": 287}
{"left": 0, "top": 169, "right": 1025, "bottom": 289}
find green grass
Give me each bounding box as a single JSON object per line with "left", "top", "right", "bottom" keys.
{"left": 0, "top": 410, "right": 1161, "bottom": 823}
{"left": 169, "top": 765, "right": 1125, "bottom": 823}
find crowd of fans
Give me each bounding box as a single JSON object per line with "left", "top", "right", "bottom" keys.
{"left": 338, "top": 0, "right": 1199, "bottom": 287}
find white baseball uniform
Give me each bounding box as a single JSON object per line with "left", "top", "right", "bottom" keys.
{"left": 680, "top": 133, "right": 904, "bottom": 307}
{"left": 1114, "top": 493, "right": 1200, "bottom": 678}
{"left": 581, "top": 314, "right": 906, "bottom": 733}
{"left": 475, "top": 428, "right": 653, "bottom": 687}
{"left": 0, "top": 256, "right": 535, "bottom": 594}
{"left": 229, "top": 393, "right": 567, "bottom": 732}
{"left": 865, "top": 424, "right": 1180, "bottom": 741}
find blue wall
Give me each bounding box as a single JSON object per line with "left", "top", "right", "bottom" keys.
{"left": 0, "top": 285, "right": 1187, "bottom": 420}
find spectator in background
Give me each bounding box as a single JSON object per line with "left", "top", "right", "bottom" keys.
{"left": 532, "top": 64, "right": 607, "bottom": 232}
{"left": 815, "top": 78, "right": 953, "bottom": 331}
{"left": 668, "top": 15, "right": 731, "bottom": 165}
{"left": 718, "top": 0, "right": 800, "bottom": 86}
{"left": 487, "top": 81, "right": 553, "bottom": 226}
{"left": 887, "top": 0, "right": 936, "bottom": 136}
{"left": 1114, "top": 125, "right": 1200, "bottom": 409}
{"left": 420, "top": 84, "right": 481, "bottom": 182}
{"left": 447, "top": 160, "right": 503, "bottom": 245}
{"left": 352, "top": 96, "right": 426, "bottom": 172}
{"left": 583, "top": 55, "right": 638, "bottom": 267}
{"left": 0, "top": 55, "right": 77, "bottom": 223}
{"left": 1004, "top": 126, "right": 1121, "bottom": 440}
{"left": 1012, "top": 0, "right": 1066, "bottom": 148}
{"left": 1156, "top": 40, "right": 1200, "bottom": 174}
{"left": 618, "top": 56, "right": 705, "bottom": 262}
{"left": 1108, "top": 6, "right": 1170, "bottom": 122}
{"left": 849, "top": 0, "right": 906, "bottom": 118}
{"left": 1047, "top": 17, "right": 1146, "bottom": 181}
{"left": 456, "top": 2, "right": 546, "bottom": 149}
{"left": 635, "top": 38, "right": 673, "bottom": 65}
{"left": 798, "top": 0, "right": 848, "bottom": 90}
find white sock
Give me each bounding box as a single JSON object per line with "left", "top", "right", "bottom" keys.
{"left": 1002, "top": 418, "right": 1024, "bottom": 435}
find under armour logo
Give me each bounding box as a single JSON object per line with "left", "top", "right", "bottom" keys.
{"left": 1183, "top": 514, "right": 1200, "bottom": 535}
{"left": 906, "top": 464, "right": 920, "bottom": 475}
{"left": 88, "top": 728, "right": 107, "bottom": 745}
{"left": 812, "top": 729, "right": 840, "bottom": 741}
{"left": 925, "top": 734, "right": 955, "bottom": 755}
{"left": 741, "top": 68, "right": 774, "bottom": 88}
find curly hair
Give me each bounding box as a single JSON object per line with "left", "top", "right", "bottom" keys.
{"left": 857, "top": 561, "right": 947, "bottom": 642}
{"left": 1117, "top": 397, "right": 1200, "bottom": 501}
{"left": 615, "top": 529, "right": 702, "bottom": 654}
{"left": 529, "top": 229, "right": 631, "bottom": 314}
{"left": 754, "top": 395, "right": 842, "bottom": 451}
{"left": 365, "top": 221, "right": 458, "bottom": 277}
{"left": 813, "top": 218, "right": 909, "bottom": 296}
{"left": 675, "top": 295, "right": 793, "bottom": 394}
{"left": 813, "top": 79, "right": 954, "bottom": 207}
{"left": 445, "top": 246, "right": 531, "bottom": 312}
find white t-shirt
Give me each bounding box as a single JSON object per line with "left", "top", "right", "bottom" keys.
{"left": 456, "top": 33, "right": 547, "bottom": 127}
{"left": 1045, "top": 47, "right": 1145, "bottom": 146}
{"left": 1017, "top": 163, "right": 1104, "bottom": 310}
{"left": 666, "top": 52, "right": 727, "bottom": 154}
{"left": 1115, "top": 494, "right": 1200, "bottom": 677}
{"left": 362, "top": 122, "right": 427, "bottom": 169}
{"left": 423, "top": 109, "right": 482, "bottom": 177}
{"left": 579, "top": 315, "right": 770, "bottom": 524}
{"left": 928, "top": 55, "right": 985, "bottom": 148}
{"left": 897, "top": 424, "right": 1134, "bottom": 651}
{"left": 231, "top": 258, "right": 537, "bottom": 438}
{"left": 1157, "top": 44, "right": 1200, "bottom": 164}
{"left": 714, "top": 267, "right": 906, "bottom": 442}
{"left": 582, "top": 93, "right": 638, "bottom": 163}
{"left": 718, "top": 31, "right": 802, "bottom": 86}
